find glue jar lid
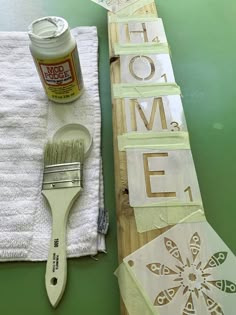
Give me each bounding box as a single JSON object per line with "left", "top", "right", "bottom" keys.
{"left": 53, "top": 124, "right": 93, "bottom": 157}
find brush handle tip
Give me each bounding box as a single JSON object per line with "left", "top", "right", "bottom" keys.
{"left": 43, "top": 187, "right": 82, "bottom": 307}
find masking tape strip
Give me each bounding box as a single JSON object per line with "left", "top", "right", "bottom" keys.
{"left": 116, "top": 0, "right": 155, "bottom": 17}
{"left": 118, "top": 131, "right": 190, "bottom": 151}
{"left": 178, "top": 209, "right": 206, "bottom": 224}
{"left": 113, "top": 42, "right": 169, "bottom": 55}
{"left": 133, "top": 200, "right": 203, "bottom": 208}
{"left": 134, "top": 207, "right": 206, "bottom": 233}
{"left": 113, "top": 83, "right": 181, "bottom": 98}
{"left": 114, "top": 262, "right": 157, "bottom": 315}
{"left": 108, "top": 14, "right": 158, "bottom": 23}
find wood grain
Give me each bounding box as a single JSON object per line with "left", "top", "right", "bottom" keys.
{"left": 108, "top": 2, "right": 170, "bottom": 314}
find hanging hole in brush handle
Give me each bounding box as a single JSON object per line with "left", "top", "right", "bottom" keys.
{"left": 51, "top": 277, "right": 58, "bottom": 285}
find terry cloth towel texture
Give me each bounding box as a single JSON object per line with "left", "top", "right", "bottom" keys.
{"left": 0, "top": 26, "right": 106, "bottom": 261}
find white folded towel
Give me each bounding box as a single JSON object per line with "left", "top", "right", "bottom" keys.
{"left": 0, "top": 26, "right": 105, "bottom": 261}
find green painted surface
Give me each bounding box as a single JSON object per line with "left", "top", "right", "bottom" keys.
{"left": 0, "top": 0, "right": 235, "bottom": 314}
{"left": 157, "top": 0, "right": 236, "bottom": 256}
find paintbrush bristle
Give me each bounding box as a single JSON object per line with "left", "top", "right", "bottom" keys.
{"left": 44, "top": 139, "right": 84, "bottom": 166}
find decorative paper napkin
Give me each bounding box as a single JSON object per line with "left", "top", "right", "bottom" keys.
{"left": 0, "top": 26, "right": 106, "bottom": 261}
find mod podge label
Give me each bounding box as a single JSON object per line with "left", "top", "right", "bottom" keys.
{"left": 39, "top": 61, "right": 74, "bottom": 86}
{"left": 34, "top": 47, "right": 83, "bottom": 102}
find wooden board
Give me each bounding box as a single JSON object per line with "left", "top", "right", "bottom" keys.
{"left": 108, "top": 2, "right": 171, "bottom": 314}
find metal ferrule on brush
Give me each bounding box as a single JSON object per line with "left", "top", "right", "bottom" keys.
{"left": 42, "top": 162, "right": 83, "bottom": 190}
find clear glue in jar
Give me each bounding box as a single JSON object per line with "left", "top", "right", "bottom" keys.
{"left": 28, "top": 16, "right": 84, "bottom": 103}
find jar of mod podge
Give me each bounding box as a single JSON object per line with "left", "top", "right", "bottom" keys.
{"left": 28, "top": 16, "right": 84, "bottom": 103}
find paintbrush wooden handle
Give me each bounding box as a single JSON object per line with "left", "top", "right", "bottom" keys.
{"left": 42, "top": 188, "right": 81, "bottom": 307}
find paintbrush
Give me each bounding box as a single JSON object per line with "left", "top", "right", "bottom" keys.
{"left": 42, "top": 139, "right": 84, "bottom": 307}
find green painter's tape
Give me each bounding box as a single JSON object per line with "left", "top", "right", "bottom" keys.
{"left": 134, "top": 201, "right": 203, "bottom": 208}
{"left": 134, "top": 207, "right": 206, "bottom": 233}
{"left": 118, "top": 131, "right": 189, "bottom": 151}
{"left": 114, "top": 263, "right": 157, "bottom": 315}
{"left": 113, "top": 42, "right": 169, "bottom": 55}
{"left": 108, "top": 15, "right": 158, "bottom": 23}
{"left": 116, "top": 0, "right": 155, "bottom": 17}
{"left": 113, "top": 83, "right": 181, "bottom": 98}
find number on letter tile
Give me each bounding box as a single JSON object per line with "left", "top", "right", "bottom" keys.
{"left": 161, "top": 73, "right": 167, "bottom": 82}
{"left": 170, "top": 121, "right": 180, "bottom": 131}
{"left": 184, "top": 186, "right": 193, "bottom": 202}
